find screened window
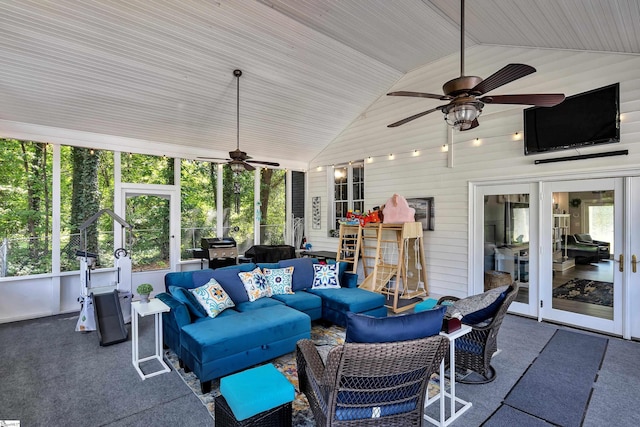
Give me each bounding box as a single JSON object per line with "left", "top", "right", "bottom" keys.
{"left": 122, "top": 153, "right": 174, "bottom": 185}
{"left": 180, "top": 160, "right": 218, "bottom": 259}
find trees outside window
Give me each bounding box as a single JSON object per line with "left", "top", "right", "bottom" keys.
{"left": 0, "top": 139, "right": 52, "bottom": 276}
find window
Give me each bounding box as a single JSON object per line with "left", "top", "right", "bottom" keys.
{"left": 0, "top": 139, "right": 53, "bottom": 276}
{"left": 180, "top": 159, "right": 218, "bottom": 259}
{"left": 122, "top": 153, "right": 174, "bottom": 185}
{"left": 331, "top": 162, "right": 364, "bottom": 232}
{"left": 259, "top": 169, "right": 286, "bottom": 245}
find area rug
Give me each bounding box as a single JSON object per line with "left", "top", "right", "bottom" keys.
{"left": 552, "top": 278, "right": 613, "bottom": 307}
{"left": 165, "top": 323, "right": 444, "bottom": 425}
{"left": 501, "top": 329, "right": 608, "bottom": 427}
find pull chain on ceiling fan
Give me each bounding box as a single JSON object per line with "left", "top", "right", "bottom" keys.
{"left": 198, "top": 69, "right": 280, "bottom": 171}
{"left": 387, "top": 0, "right": 565, "bottom": 131}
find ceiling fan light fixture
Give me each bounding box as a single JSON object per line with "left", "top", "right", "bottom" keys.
{"left": 230, "top": 161, "right": 245, "bottom": 173}
{"left": 443, "top": 101, "right": 483, "bottom": 130}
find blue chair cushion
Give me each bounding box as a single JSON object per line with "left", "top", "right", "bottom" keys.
{"left": 414, "top": 298, "right": 439, "bottom": 312}
{"left": 168, "top": 285, "right": 207, "bottom": 318}
{"left": 220, "top": 363, "right": 294, "bottom": 421}
{"left": 279, "top": 257, "right": 315, "bottom": 291}
{"left": 345, "top": 306, "right": 446, "bottom": 343}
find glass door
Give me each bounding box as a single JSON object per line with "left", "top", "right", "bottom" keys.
{"left": 541, "top": 178, "right": 622, "bottom": 335}
{"left": 473, "top": 183, "right": 538, "bottom": 317}
{"left": 123, "top": 189, "right": 178, "bottom": 272}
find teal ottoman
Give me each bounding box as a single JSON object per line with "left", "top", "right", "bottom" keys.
{"left": 216, "top": 363, "right": 294, "bottom": 426}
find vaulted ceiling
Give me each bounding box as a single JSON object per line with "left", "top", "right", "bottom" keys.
{"left": 1, "top": 0, "right": 639, "bottom": 170}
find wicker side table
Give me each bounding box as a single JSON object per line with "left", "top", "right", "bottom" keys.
{"left": 215, "top": 395, "right": 292, "bottom": 427}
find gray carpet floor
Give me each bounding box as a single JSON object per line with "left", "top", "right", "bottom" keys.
{"left": 2, "top": 312, "right": 640, "bottom": 426}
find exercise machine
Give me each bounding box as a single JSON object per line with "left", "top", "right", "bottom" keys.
{"left": 75, "top": 209, "right": 133, "bottom": 346}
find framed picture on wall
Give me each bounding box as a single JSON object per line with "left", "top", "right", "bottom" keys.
{"left": 406, "top": 197, "right": 435, "bottom": 231}
{"left": 312, "top": 196, "right": 321, "bottom": 229}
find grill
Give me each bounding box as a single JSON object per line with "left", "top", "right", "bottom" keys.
{"left": 200, "top": 237, "right": 238, "bottom": 269}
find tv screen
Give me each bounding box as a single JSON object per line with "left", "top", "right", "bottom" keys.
{"left": 524, "top": 83, "right": 620, "bottom": 155}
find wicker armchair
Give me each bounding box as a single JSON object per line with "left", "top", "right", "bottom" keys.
{"left": 437, "top": 282, "right": 519, "bottom": 384}
{"left": 296, "top": 335, "right": 448, "bottom": 426}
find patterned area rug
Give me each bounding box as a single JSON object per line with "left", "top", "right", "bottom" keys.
{"left": 552, "top": 278, "right": 613, "bottom": 307}
{"left": 165, "top": 323, "right": 444, "bottom": 425}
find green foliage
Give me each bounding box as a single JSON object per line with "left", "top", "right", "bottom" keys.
{"left": 136, "top": 283, "right": 154, "bottom": 295}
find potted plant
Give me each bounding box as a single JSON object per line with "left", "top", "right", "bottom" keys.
{"left": 136, "top": 283, "right": 154, "bottom": 303}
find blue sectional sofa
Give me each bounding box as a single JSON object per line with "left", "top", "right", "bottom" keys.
{"left": 157, "top": 257, "right": 386, "bottom": 393}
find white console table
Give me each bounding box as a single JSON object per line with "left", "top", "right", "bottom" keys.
{"left": 424, "top": 324, "right": 473, "bottom": 426}
{"left": 131, "top": 299, "right": 171, "bottom": 380}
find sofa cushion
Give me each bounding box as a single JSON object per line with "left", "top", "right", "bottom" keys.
{"left": 235, "top": 298, "right": 284, "bottom": 312}
{"left": 271, "top": 291, "right": 322, "bottom": 313}
{"left": 279, "top": 257, "right": 315, "bottom": 291}
{"left": 311, "top": 263, "right": 341, "bottom": 289}
{"left": 262, "top": 267, "right": 294, "bottom": 295}
{"left": 307, "top": 287, "right": 384, "bottom": 313}
{"left": 210, "top": 268, "right": 250, "bottom": 304}
{"left": 168, "top": 285, "right": 207, "bottom": 318}
{"left": 165, "top": 270, "right": 197, "bottom": 291}
{"left": 181, "top": 304, "right": 310, "bottom": 363}
{"left": 190, "top": 279, "right": 235, "bottom": 318}
{"left": 217, "top": 263, "right": 257, "bottom": 272}
{"left": 345, "top": 306, "right": 446, "bottom": 343}
{"left": 238, "top": 267, "right": 271, "bottom": 301}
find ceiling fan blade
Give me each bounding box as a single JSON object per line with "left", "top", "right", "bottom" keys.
{"left": 247, "top": 160, "right": 280, "bottom": 167}
{"left": 387, "top": 106, "right": 444, "bottom": 128}
{"left": 241, "top": 161, "right": 255, "bottom": 171}
{"left": 480, "top": 93, "right": 565, "bottom": 107}
{"left": 459, "top": 118, "right": 479, "bottom": 132}
{"left": 387, "top": 91, "right": 451, "bottom": 101}
{"left": 472, "top": 64, "right": 536, "bottom": 95}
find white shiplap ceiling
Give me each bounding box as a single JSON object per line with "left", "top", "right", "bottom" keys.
{"left": 1, "top": 0, "right": 639, "bottom": 170}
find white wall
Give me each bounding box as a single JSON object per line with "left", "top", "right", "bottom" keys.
{"left": 307, "top": 45, "right": 640, "bottom": 298}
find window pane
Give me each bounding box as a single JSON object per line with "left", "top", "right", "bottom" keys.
{"left": 126, "top": 194, "right": 170, "bottom": 272}
{"left": 0, "top": 139, "right": 53, "bottom": 276}
{"left": 259, "top": 169, "right": 286, "bottom": 245}
{"left": 180, "top": 160, "right": 217, "bottom": 260}
{"left": 222, "top": 165, "right": 254, "bottom": 254}
{"left": 60, "top": 146, "right": 114, "bottom": 271}
{"left": 122, "top": 153, "right": 174, "bottom": 185}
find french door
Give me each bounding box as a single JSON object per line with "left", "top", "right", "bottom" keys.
{"left": 472, "top": 183, "right": 539, "bottom": 317}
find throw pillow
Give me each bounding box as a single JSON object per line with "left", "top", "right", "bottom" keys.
{"left": 210, "top": 268, "right": 251, "bottom": 304}
{"left": 262, "top": 267, "right": 294, "bottom": 295}
{"left": 189, "top": 279, "right": 235, "bottom": 318}
{"left": 279, "top": 257, "right": 315, "bottom": 291}
{"left": 238, "top": 267, "right": 271, "bottom": 301}
{"left": 168, "top": 285, "right": 208, "bottom": 318}
{"left": 311, "top": 263, "right": 341, "bottom": 289}
{"left": 345, "top": 306, "right": 446, "bottom": 343}
{"left": 446, "top": 285, "right": 510, "bottom": 324}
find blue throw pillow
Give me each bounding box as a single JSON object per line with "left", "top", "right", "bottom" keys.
{"left": 211, "top": 268, "right": 250, "bottom": 304}
{"left": 279, "top": 257, "right": 315, "bottom": 291}
{"left": 462, "top": 288, "right": 509, "bottom": 324}
{"left": 168, "top": 285, "right": 207, "bottom": 318}
{"left": 345, "top": 306, "right": 446, "bottom": 343}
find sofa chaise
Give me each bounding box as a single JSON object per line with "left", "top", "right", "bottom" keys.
{"left": 157, "top": 257, "right": 386, "bottom": 393}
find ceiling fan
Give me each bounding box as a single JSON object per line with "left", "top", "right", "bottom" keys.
{"left": 198, "top": 69, "right": 280, "bottom": 171}
{"left": 387, "top": 0, "right": 565, "bottom": 131}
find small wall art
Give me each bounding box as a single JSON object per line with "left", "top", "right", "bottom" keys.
{"left": 312, "top": 196, "right": 321, "bottom": 229}
{"left": 406, "top": 197, "right": 435, "bottom": 231}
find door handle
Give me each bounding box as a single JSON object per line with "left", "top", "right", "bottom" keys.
{"left": 633, "top": 255, "right": 638, "bottom": 273}
{"left": 618, "top": 254, "right": 624, "bottom": 272}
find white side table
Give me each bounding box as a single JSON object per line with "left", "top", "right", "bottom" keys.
{"left": 131, "top": 299, "right": 171, "bottom": 380}
{"left": 424, "top": 324, "right": 473, "bottom": 426}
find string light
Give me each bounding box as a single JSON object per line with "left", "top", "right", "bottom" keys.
{"left": 412, "top": 149, "right": 420, "bottom": 157}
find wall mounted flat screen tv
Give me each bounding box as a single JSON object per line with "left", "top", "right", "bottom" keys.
{"left": 524, "top": 83, "right": 620, "bottom": 155}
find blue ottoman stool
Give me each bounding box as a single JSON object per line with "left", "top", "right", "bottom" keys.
{"left": 216, "top": 363, "right": 294, "bottom": 427}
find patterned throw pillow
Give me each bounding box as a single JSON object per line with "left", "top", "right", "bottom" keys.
{"left": 311, "top": 263, "right": 341, "bottom": 289}
{"left": 190, "top": 278, "right": 235, "bottom": 318}
{"left": 238, "top": 267, "right": 271, "bottom": 301}
{"left": 262, "top": 267, "right": 294, "bottom": 295}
